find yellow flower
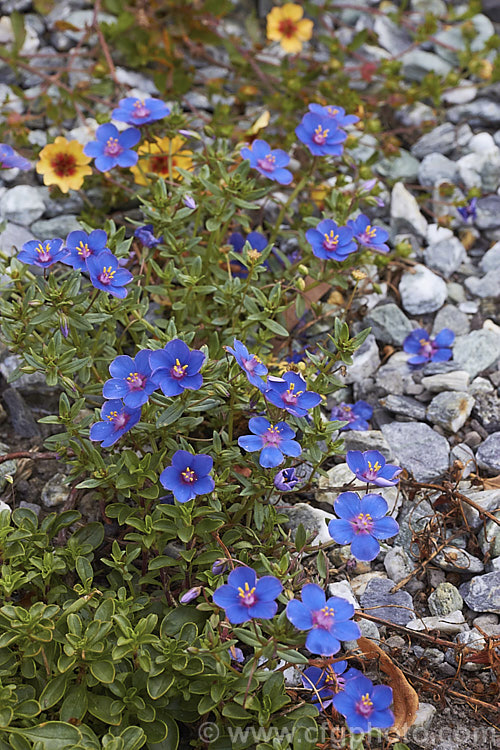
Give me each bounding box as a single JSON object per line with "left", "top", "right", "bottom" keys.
{"left": 266, "top": 3, "right": 313, "bottom": 54}
{"left": 131, "top": 136, "right": 194, "bottom": 186}
{"left": 36, "top": 136, "right": 92, "bottom": 193}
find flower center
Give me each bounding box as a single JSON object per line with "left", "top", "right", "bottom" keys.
{"left": 356, "top": 693, "right": 374, "bottom": 718}
{"left": 106, "top": 410, "right": 129, "bottom": 431}
{"left": 351, "top": 512, "right": 373, "bottom": 535}
{"left": 181, "top": 466, "right": 197, "bottom": 484}
{"left": 263, "top": 425, "right": 282, "bottom": 446}
{"left": 150, "top": 154, "right": 173, "bottom": 174}
{"left": 360, "top": 225, "right": 377, "bottom": 243}
{"left": 312, "top": 605, "right": 335, "bottom": 630}
{"left": 327, "top": 106, "right": 339, "bottom": 117}
{"left": 51, "top": 152, "right": 77, "bottom": 177}
{"left": 171, "top": 358, "right": 188, "bottom": 379}
{"left": 104, "top": 137, "right": 123, "bottom": 157}
{"left": 77, "top": 241, "right": 91, "bottom": 258}
{"left": 364, "top": 460, "right": 382, "bottom": 480}
{"left": 278, "top": 18, "right": 298, "bottom": 38}
{"left": 282, "top": 382, "right": 303, "bottom": 405}
{"left": 323, "top": 230, "right": 339, "bottom": 251}
{"left": 419, "top": 338, "right": 435, "bottom": 356}
{"left": 126, "top": 371, "right": 146, "bottom": 390}
{"left": 257, "top": 154, "right": 276, "bottom": 173}
{"left": 132, "top": 100, "right": 151, "bottom": 119}
{"left": 242, "top": 356, "right": 258, "bottom": 374}
{"left": 313, "top": 125, "right": 329, "bottom": 145}
{"left": 238, "top": 581, "right": 257, "bottom": 607}
{"left": 35, "top": 242, "right": 51, "bottom": 262}
{"left": 98, "top": 266, "right": 116, "bottom": 285}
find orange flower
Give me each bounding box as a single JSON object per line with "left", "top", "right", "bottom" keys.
{"left": 131, "top": 136, "right": 194, "bottom": 186}
{"left": 36, "top": 136, "right": 92, "bottom": 193}
{"left": 266, "top": 3, "right": 313, "bottom": 54}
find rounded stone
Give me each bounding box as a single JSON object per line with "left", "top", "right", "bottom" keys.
{"left": 399, "top": 264, "right": 447, "bottom": 315}
{"left": 428, "top": 582, "right": 463, "bottom": 616}
{"left": 0, "top": 185, "right": 45, "bottom": 225}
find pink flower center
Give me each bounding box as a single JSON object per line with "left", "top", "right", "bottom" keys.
{"left": 107, "top": 410, "right": 129, "bottom": 431}
{"left": 312, "top": 605, "right": 335, "bottom": 630}
{"left": 238, "top": 581, "right": 257, "bottom": 607}
{"left": 98, "top": 266, "right": 115, "bottom": 285}
{"left": 356, "top": 693, "right": 374, "bottom": 718}
{"left": 257, "top": 154, "right": 276, "bottom": 172}
{"left": 242, "top": 356, "right": 260, "bottom": 374}
{"left": 104, "top": 137, "right": 123, "bottom": 157}
{"left": 35, "top": 242, "right": 52, "bottom": 262}
{"left": 351, "top": 512, "right": 373, "bottom": 535}
{"left": 419, "top": 338, "right": 436, "bottom": 357}
{"left": 263, "top": 425, "right": 282, "bottom": 446}
{"left": 313, "top": 125, "right": 329, "bottom": 145}
{"left": 327, "top": 107, "right": 339, "bottom": 117}
{"left": 133, "top": 100, "right": 150, "bottom": 119}
{"left": 364, "top": 460, "right": 382, "bottom": 480}
{"left": 126, "top": 371, "right": 146, "bottom": 390}
{"left": 360, "top": 225, "right": 377, "bottom": 243}
{"left": 171, "top": 358, "right": 188, "bottom": 379}
{"left": 282, "top": 382, "right": 303, "bottom": 405}
{"left": 181, "top": 466, "right": 196, "bottom": 484}
{"left": 323, "top": 230, "right": 339, "bottom": 251}
{"left": 77, "top": 241, "right": 92, "bottom": 258}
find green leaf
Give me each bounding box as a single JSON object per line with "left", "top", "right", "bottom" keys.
{"left": 119, "top": 727, "right": 147, "bottom": 750}
{"left": 8, "top": 722, "right": 82, "bottom": 749}
{"left": 147, "top": 672, "right": 175, "bottom": 699}
{"left": 292, "top": 717, "right": 318, "bottom": 750}
{"left": 222, "top": 704, "right": 251, "bottom": 719}
{"left": 76, "top": 556, "right": 93, "bottom": 585}
{"left": 156, "top": 401, "right": 185, "bottom": 428}
{"left": 89, "top": 660, "right": 115, "bottom": 684}
{"left": 262, "top": 319, "right": 289, "bottom": 337}
{"left": 294, "top": 523, "right": 306, "bottom": 551}
{"left": 148, "top": 715, "right": 178, "bottom": 750}
{"left": 39, "top": 674, "right": 68, "bottom": 710}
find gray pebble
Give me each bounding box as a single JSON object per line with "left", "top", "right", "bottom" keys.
{"left": 360, "top": 578, "right": 415, "bottom": 625}
{"left": 428, "top": 582, "right": 463, "bottom": 616}
{"left": 381, "top": 421, "right": 449, "bottom": 481}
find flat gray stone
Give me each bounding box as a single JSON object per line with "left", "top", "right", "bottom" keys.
{"left": 432, "top": 304, "right": 470, "bottom": 337}
{"left": 399, "top": 264, "right": 447, "bottom": 315}
{"left": 428, "top": 583, "right": 463, "bottom": 616}
{"left": 360, "top": 578, "right": 415, "bottom": 625}
{"left": 390, "top": 182, "right": 428, "bottom": 239}
{"left": 465, "top": 268, "right": 500, "bottom": 298}
{"left": 435, "top": 546, "right": 483, "bottom": 574}
{"left": 281, "top": 503, "right": 335, "bottom": 548}
{"left": 0, "top": 185, "right": 45, "bottom": 225}
{"left": 342, "top": 430, "right": 395, "bottom": 461}
{"left": 480, "top": 241, "right": 500, "bottom": 272}
{"left": 30, "top": 215, "right": 81, "bottom": 239}
{"left": 0, "top": 222, "right": 35, "bottom": 256}
{"left": 383, "top": 546, "right": 415, "bottom": 584}
{"left": 459, "top": 571, "right": 500, "bottom": 613}
{"left": 365, "top": 303, "right": 414, "bottom": 346}
{"left": 406, "top": 610, "right": 466, "bottom": 634}
{"left": 41, "top": 473, "right": 69, "bottom": 508}
{"left": 476, "top": 431, "right": 500, "bottom": 473}
{"left": 411, "top": 123, "right": 470, "bottom": 158}
{"left": 475, "top": 195, "right": 500, "bottom": 229}
{"left": 374, "top": 150, "right": 420, "bottom": 182}
{"left": 426, "top": 391, "right": 474, "bottom": 432}
{"left": 382, "top": 394, "right": 427, "bottom": 421}
{"left": 418, "top": 153, "right": 458, "bottom": 188}
{"left": 459, "top": 488, "right": 500, "bottom": 528}
{"left": 373, "top": 15, "right": 413, "bottom": 55}
{"left": 343, "top": 334, "right": 380, "bottom": 384}
{"left": 401, "top": 49, "right": 452, "bottom": 82}
{"left": 421, "top": 371, "right": 470, "bottom": 393}
{"left": 447, "top": 99, "right": 500, "bottom": 128}
{"left": 453, "top": 329, "right": 500, "bottom": 377}
{"left": 424, "top": 236, "right": 466, "bottom": 278}
{"left": 381, "top": 422, "right": 450, "bottom": 481}
{"left": 479, "top": 520, "right": 500, "bottom": 558}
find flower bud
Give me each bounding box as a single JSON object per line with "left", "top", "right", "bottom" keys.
{"left": 180, "top": 586, "right": 201, "bottom": 604}
{"left": 212, "top": 559, "right": 229, "bottom": 575}
{"left": 274, "top": 467, "right": 299, "bottom": 491}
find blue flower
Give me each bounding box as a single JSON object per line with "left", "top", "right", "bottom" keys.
{"left": 226, "top": 339, "right": 267, "bottom": 390}
{"left": 332, "top": 673, "right": 394, "bottom": 734}
{"left": 457, "top": 197, "right": 477, "bottom": 224}
{"left": 274, "top": 467, "right": 299, "bottom": 491}
{"left": 308, "top": 104, "right": 359, "bottom": 128}
{"left": 286, "top": 583, "right": 360, "bottom": 656}
{"left": 238, "top": 417, "right": 301, "bottom": 468}
{"left": 111, "top": 97, "right": 170, "bottom": 126}
{"left": 160, "top": 449, "right": 214, "bottom": 503}
{"left": 295, "top": 112, "right": 347, "bottom": 157}
{"left": 150, "top": 339, "right": 205, "bottom": 397}
{"left": 89, "top": 399, "right": 141, "bottom": 447}
{"left": 346, "top": 450, "right": 402, "bottom": 487}
{"left": 83, "top": 124, "right": 141, "bottom": 172}
{"left": 330, "top": 401, "right": 372, "bottom": 431}
{"left": 264, "top": 372, "right": 321, "bottom": 417}
{"left": 134, "top": 224, "right": 163, "bottom": 248}
{"left": 17, "top": 238, "right": 67, "bottom": 268}
{"left": 403, "top": 328, "right": 454, "bottom": 366}
{"left": 64, "top": 229, "right": 109, "bottom": 271}
{"left": 212, "top": 566, "right": 282, "bottom": 624}
{"left": 87, "top": 251, "right": 133, "bottom": 298}
{"left": 301, "top": 662, "right": 348, "bottom": 710}
{"left": 102, "top": 350, "right": 157, "bottom": 408}
{"left": 229, "top": 645, "right": 245, "bottom": 663}
{"left": 0, "top": 143, "right": 31, "bottom": 170}
{"left": 228, "top": 231, "right": 269, "bottom": 277}
{"left": 240, "top": 140, "right": 293, "bottom": 185}
{"left": 305, "top": 219, "right": 357, "bottom": 262}
{"left": 347, "top": 214, "right": 390, "bottom": 253}
{"left": 328, "top": 492, "right": 399, "bottom": 562}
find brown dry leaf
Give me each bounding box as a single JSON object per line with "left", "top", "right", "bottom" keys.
{"left": 54, "top": 20, "right": 81, "bottom": 31}
{"left": 483, "top": 474, "right": 500, "bottom": 490}
{"left": 283, "top": 276, "right": 332, "bottom": 332}
{"left": 357, "top": 636, "right": 419, "bottom": 741}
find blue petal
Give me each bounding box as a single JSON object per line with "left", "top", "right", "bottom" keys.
{"left": 116, "top": 151, "right": 138, "bottom": 168}
{"left": 431, "top": 348, "right": 452, "bottom": 362}
{"left": 371, "top": 516, "right": 399, "bottom": 540}
{"left": 181, "top": 373, "right": 203, "bottom": 390}
{"left": 255, "top": 576, "right": 282, "bottom": 601}
{"left": 223, "top": 603, "right": 252, "bottom": 624}
{"left": 238, "top": 435, "right": 263, "bottom": 453}
{"left": 305, "top": 628, "right": 340, "bottom": 656}
{"left": 286, "top": 600, "right": 313, "bottom": 630}
{"left": 300, "top": 583, "right": 326, "bottom": 610}
{"left": 371, "top": 684, "right": 393, "bottom": 710}
{"left": 259, "top": 446, "right": 283, "bottom": 468}
{"left": 330, "top": 620, "right": 361, "bottom": 642}
{"left": 334, "top": 492, "right": 361, "bottom": 520}
{"left": 95, "top": 155, "right": 116, "bottom": 172}
{"left": 159, "top": 465, "right": 178, "bottom": 490}
{"left": 96, "top": 122, "right": 119, "bottom": 141}
{"left": 280, "top": 439, "right": 301, "bottom": 458}
{"left": 119, "top": 127, "right": 141, "bottom": 147}
{"left": 361, "top": 493, "right": 388, "bottom": 520}
{"left": 165, "top": 338, "right": 190, "bottom": 362}
{"left": 346, "top": 451, "right": 366, "bottom": 475}
{"left": 350, "top": 534, "right": 380, "bottom": 562}
{"left": 212, "top": 584, "right": 238, "bottom": 607}
{"left": 328, "top": 518, "right": 355, "bottom": 544}
{"left": 102, "top": 379, "right": 129, "bottom": 399}
{"left": 227, "top": 567, "right": 257, "bottom": 591}
{"left": 191, "top": 453, "right": 213, "bottom": 476}
{"left": 247, "top": 600, "right": 277, "bottom": 619}
{"left": 109, "top": 355, "right": 135, "bottom": 378}
{"left": 193, "top": 476, "right": 214, "bottom": 496}
{"left": 434, "top": 328, "right": 454, "bottom": 347}
{"left": 325, "top": 596, "right": 354, "bottom": 620}
{"left": 155, "top": 373, "right": 184, "bottom": 397}
{"left": 370, "top": 708, "right": 395, "bottom": 729}
{"left": 89, "top": 422, "right": 110, "bottom": 441}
